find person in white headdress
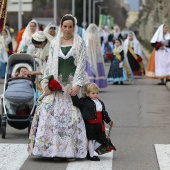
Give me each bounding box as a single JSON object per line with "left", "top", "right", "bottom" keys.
{"left": 112, "top": 25, "right": 122, "bottom": 41}
{"left": 86, "top": 23, "right": 108, "bottom": 88}
{"left": 28, "top": 14, "right": 88, "bottom": 159}
{"left": 1, "top": 28, "right": 13, "bottom": 55}
{"left": 43, "top": 22, "right": 58, "bottom": 38}
{"left": 0, "top": 31, "right": 8, "bottom": 78}
{"left": 17, "top": 19, "right": 39, "bottom": 54}
{"left": 146, "top": 24, "right": 170, "bottom": 84}
{"left": 23, "top": 31, "right": 54, "bottom": 95}
{"left": 121, "top": 28, "right": 128, "bottom": 42}
{"left": 123, "top": 31, "right": 145, "bottom": 76}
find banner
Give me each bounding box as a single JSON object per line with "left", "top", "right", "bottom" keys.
{"left": 99, "top": 14, "right": 114, "bottom": 28}
{"left": 0, "top": 0, "right": 8, "bottom": 32}
{"left": 99, "top": 14, "right": 108, "bottom": 27}
{"left": 109, "top": 16, "right": 114, "bottom": 28}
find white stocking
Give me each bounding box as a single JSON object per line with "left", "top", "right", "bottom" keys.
{"left": 88, "top": 140, "right": 95, "bottom": 157}
{"left": 94, "top": 141, "right": 101, "bottom": 150}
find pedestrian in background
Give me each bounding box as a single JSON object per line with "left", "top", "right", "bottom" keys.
{"left": 108, "top": 39, "right": 133, "bottom": 84}
{"left": 86, "top": 23, "right": 108, "bottom": 88}
{"left": 146, "top": 24, "right": 170, "bottom": 85}
{"left": 17, "top": 19, "right": 39, "bottom": 54}
{"left": 124, "top": 31, "right": 145, "bottom": 76}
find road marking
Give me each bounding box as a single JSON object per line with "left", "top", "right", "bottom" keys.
{"left": 66, "top": 151, "right": 113, "bottom": 170}
{"left": 0, "top": 144, "right": 29, "bottom": 170}
{"left": 155, "top": 144, "right": 170, "bottom": 170}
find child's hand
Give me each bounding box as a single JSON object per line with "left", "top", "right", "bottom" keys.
{"left": 108, "top": 121, "right": 114, "bottom": 127}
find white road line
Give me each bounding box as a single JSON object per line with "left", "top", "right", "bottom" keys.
{"left": 0, "top": 144, "right": 29, "bottom": 170}
{"left": 66, "top": 151, "right": 113, "bottom": 170}
{"left": 155, "top": 144, "right": 170, "bottom": 170}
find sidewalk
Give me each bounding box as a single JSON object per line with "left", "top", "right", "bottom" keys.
{"left": 141, "top": 45, "right": 170, "bottom": 91}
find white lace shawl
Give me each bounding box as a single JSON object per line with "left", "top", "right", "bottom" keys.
{"left": 41, "top": 33, "right": 89, "bottom": 103}
{"left": 86, "top": 23, "right": 105, "bottom": 76}
{"left": 17, "top": 19, "right": 39, "bottom": 52}
{"left": 123, "top": 31, "right": 143, "bottom": 58}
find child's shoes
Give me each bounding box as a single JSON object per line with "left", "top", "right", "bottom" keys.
{"left": 86, "top": 152, "right": 100, "bottom": 161}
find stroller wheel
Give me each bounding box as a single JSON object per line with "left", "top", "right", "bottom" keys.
{"left": 1, "top": 124, "right": 6, "bottom": 139}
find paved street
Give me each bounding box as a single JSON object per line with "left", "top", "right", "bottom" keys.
{"left": 1, "top": 57, "right": 170, "bottom": 170}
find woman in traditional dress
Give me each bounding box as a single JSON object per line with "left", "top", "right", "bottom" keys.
{"left": 146, "top": 24, "right": 170, "bottom": 85}
{"left": 0, "top": 31, "right": 8, "bottom": 78}
{"left": 1, "top": 29, "right": 13, "bottom": 56}
{"left": 121, "top": 28, "right": 128, "bottom": 42}
{"left": 43, "top": 22, "right": 58, "bottom": 38}
{"left": 124, "top": 31, "right": 145, "bottom": 76}
{"left": 23, "top": 31, "right": 54, "bottom": 96}
{"left": 104, "top": 34, "right": 114, "bottom": 61}
{"left": 28, "top": 14, "right": 88, "bottom": 159}
{"left": 14, "top": 25, "right": 26, "bottom": 52}
{"left": 17, "top": 19, "right": 39, "bottom": 54}
{"left": 112, "top": 25, "right": 122, "bottom": 41}
{"left": 107, "top": 39, "right": 133, "bottom": 84}
{"left": 86, "top": 23, "right": 108, "bottom": 88}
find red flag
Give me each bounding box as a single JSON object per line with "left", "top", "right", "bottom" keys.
{"left": 0, "top": 0, "right": 8, "bottom": 32}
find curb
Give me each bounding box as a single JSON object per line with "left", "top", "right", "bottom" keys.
{"left": 141, "top": 45, "right": 170, "bottom": 91}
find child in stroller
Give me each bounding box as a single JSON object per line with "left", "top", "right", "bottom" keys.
{"left": 13, "top": 66, "right": 30, "bottom": 78}
{"left": 0, "top": 54, "right": 37, "bottom": 138}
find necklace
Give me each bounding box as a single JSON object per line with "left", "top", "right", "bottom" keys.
{"left": 63, "top": 36, "right": 73, "bottom": 41}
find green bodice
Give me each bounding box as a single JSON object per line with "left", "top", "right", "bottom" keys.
{"left": 58, "top": 46, "right": 76, "bottom": 85}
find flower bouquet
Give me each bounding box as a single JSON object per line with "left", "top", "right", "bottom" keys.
{"left": 38, "top": 75, "right": 63, "bottom": 103}
{"left": 95, "top": 124, "right": 116, "bottom": 155}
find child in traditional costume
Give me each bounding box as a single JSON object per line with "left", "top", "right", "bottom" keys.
{"left": 107, "top": 39, "right": 134, "bottom": 84}
{"left": 70, "top": 83, "right": 115, "bottom": 161}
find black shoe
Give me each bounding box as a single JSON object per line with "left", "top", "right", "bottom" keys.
{"left": 113, "top": 82, "right": 118, "bottom": 85}
{"left": 86, "top": 152, "right": 100, "bottom": 161}
{"left": 87, "top": 155, "right": 100, "bottom": 161}
{"left": 157, "top": 82, "right": 165, "bottom": 85}
{"left": 120, "top": 81, "right": 123, "bottom": 85}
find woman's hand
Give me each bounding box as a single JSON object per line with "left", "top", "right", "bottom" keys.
{"left": 44, "top": 86, "right": 52, "bottom": 95}
{"left": 69, "top": 85, "right": 80, "bottom": 96}
{"left": 162, "top": 42, "right": 168, "bottom": 47}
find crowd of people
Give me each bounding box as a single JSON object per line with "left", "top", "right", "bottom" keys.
{"left": 1, "top": 14, "right": 170, "bottom": 161}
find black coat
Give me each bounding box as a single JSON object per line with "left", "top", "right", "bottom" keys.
{"left": 71, "top": 95, "right": 111, "bottom": 124}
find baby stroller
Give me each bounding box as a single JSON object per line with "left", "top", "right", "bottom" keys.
{"left": 0, "top": 54, "right": 37, "bottom": 138}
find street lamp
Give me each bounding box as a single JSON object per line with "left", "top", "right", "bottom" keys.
{"left": 72, "top": 0, "right": 75, "bottom": 16}
{"left": 18, "top": 0, "right": 22, "bottom": 31}
{"left": 88, "top": 0, "right": 91, "bottom": 25}
{"left": 98, "top": 5, "right": 107, "bottom": 16}
{"left": 82, "top": 0, "right": 87, "bottom": 28}
{"left": 93, "top": 0, "right": 103, "bottom": 24}
{"left": 53, "top": 0, "right": 57, "bottom": 24}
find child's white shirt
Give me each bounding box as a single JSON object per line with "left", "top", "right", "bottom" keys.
{"left": 92, "top": 99, "right": 102, "bottom": 111}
